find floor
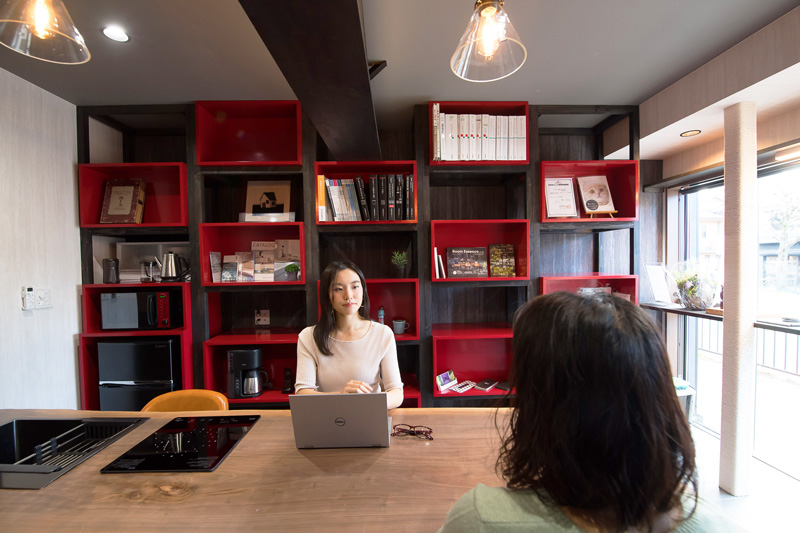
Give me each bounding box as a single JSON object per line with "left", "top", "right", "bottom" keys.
{"left": 693, "top": 425, "right": 800, "bottom": 532}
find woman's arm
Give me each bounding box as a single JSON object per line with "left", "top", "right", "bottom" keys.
{"left": 386, "top": 387, "right": 403, "bottom": 409}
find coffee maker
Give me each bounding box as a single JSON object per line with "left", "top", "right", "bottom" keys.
{"left": 227, "top": 348, "right": 268, "bottom": 398}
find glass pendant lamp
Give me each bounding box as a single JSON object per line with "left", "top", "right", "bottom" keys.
{"left": 450, "top": 0, "right": 526, "bottom": 82}
{"left": 0, "top": 0, "right": 90, "bottom": 64}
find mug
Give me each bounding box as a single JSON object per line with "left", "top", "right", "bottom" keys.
{"left": 392, "top": 319, "right": 410, "bottom": 335}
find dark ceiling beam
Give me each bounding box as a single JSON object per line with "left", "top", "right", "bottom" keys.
{"left": 239, "top": 0, "right": 381, "bottom": 161}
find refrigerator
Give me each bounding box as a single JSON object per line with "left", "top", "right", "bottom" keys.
{"left": 97, "top": 339, "right": 181, "bottom": 411}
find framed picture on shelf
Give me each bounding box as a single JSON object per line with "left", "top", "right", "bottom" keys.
{"left": 576, "top": 175, "right": 615, "bottom": 214}
{"left": 99, "top": 179, "right": 146, "bottom": 224}
{"left": 245, "top": 180, "right": 291, "bottom": 214}
{"left": 544, "top": 178, "right": 578, "bottom": 218}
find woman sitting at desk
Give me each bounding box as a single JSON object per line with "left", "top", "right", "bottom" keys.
{"left": 441, "top": 292, "right": 733, "bottom": 532}
{"left": 295, "top": 261, "right": 403, "bottom": 409}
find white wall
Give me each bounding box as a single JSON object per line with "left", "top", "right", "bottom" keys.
{"left": 0, "top": 67, "right": 81, "bottom": 408}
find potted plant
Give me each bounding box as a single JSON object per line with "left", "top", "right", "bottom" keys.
{"left": 391, "top": 251, "right": 408, "bottom": 278}
{"left": 284, "top": 262, "right": 301, "bottom": 281}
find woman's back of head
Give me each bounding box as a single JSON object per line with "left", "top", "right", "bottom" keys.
{"left": 500, "top": 291, "right": 696, "bottom": 530}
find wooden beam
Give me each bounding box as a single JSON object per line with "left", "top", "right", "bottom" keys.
{"left": 239, "top": 0, "right": 381, "bottom": 160}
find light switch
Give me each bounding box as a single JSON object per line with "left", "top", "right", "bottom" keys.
{"left": 36, "top": 288, "right": 52, "bottom": 309}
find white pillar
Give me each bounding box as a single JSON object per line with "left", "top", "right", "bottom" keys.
{"left": 719, "top": 102, "right": 758, "bottom": 496}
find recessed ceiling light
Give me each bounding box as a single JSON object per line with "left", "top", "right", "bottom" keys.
{"left": 680, "top": 130, "right": 701, "bottom": 138}
{"left": 103, "top": 25, "right": 129, "bottom": 43}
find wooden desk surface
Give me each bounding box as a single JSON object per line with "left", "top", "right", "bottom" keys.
{"left": 0, "top": 408, "right": 508, "bottom": 532}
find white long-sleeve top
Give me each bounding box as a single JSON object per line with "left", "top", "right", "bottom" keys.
{"left": 295, "top": 321, "right": 404, "bottom": 394}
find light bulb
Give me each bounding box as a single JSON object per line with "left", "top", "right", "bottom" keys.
{"left": 477, "top": 5, "right": 505, "bottom": 58}
{"left": 28, "top": 0, "right": 54, "bottom": 39}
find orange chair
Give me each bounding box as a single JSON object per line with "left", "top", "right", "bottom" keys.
{"left": 141, "top": 389, "right": 229, "bottom": 412}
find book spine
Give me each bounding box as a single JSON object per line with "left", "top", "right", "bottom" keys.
{"left": 378, "top": 175, "right": 387, "bottom": 220}
{"left": 438, "top": 254, "right": 446, "bottom": 279}
{"left": 488, "top": 115, "right": 497, "bottom": 160}
{"left": 433, "top": 246, "right": 440, "bottom": 279}
{"left": 324, "top": 179, "right": 339, "bottom": 221}
{"left": 518, "top": 115, "right": 527, "bottom": 160}
{"left": 480, "top": 114, "right": 490, "bottom": 160}
{"left": 432, "top": 103, "right": 440, "bottom": 161}
{"left": 345, "top": 179, "right": 360, "bottom": 221}
{"left": 407, "top": 174, "right": 414, "bottom": 220}
{"left": 317, "top": 174, "right": 328, "bottom": 222}
{"left": 446, "top": 114, "right": 458, "bottom": 161}
{"left": 335, "top": 179, "right": 347, "bottom": 221}
{"left": 458, "top": 114, "right": 469, "bottom": 161}
{"left": 369, "top": 175, "right": 379, "bottom": 220}
{"left": 395, "top": 174, "right": 404, "bottom": 220}
{"left": 387, "top": 174, "right": 396, "bottom": 220}
{"left": 354, "top": 176, "right": 371, "bottom": 221}
{"left": 469, "top": 114, "right": 478, "bottom": 161}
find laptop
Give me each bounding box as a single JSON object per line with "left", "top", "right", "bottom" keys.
{"left": 289, "top": 392, "right": 391, "bottom": 449}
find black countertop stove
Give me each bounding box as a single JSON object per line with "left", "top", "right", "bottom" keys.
{"left": 101, "top": 415, "right": 260, "bottom": 474}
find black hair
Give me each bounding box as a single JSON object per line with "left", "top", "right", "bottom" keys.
{"left": 313, "top": 261, "right": 370, "bottom": 355}
{"left": 498, "top": 291, "right": 697, "bottom": 530}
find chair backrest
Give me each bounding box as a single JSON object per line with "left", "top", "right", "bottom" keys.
{"left": 141, "top": 389, "right": 229, "bottom": 412}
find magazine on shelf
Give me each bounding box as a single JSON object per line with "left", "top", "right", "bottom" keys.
{"left": 489, "top": 244, "right": 516, "bottom": 277}
{"left": 576, "top": 175, "right": 615, "bottom": 214}
{"left": 446, "top": 247, "right": 488, "bottom": 278}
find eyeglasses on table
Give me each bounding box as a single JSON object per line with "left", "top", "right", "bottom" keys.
{"left": 391, "top": 424, "right": 434, "bottom": 440}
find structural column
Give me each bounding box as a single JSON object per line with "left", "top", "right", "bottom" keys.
{"left": 719, "top": 102, "right": 758, "bottom": 496}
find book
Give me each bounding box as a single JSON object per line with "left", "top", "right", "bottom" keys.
{"left": 354, "top": 176, "right": 371, "bottom": 221}
{"left": 274, "top": 239, "right": 301, "bottom": 261}
{"left": 468, "top": 114, "right": 478, "bottom": 160}
{"left": 438, "top": 254, "right": 447, "bottom": 279}
{"left": 576, "top": 175, "right": 615, "bottom": 213}
{"left": 436, "top": 369, "right": 458, "bottom": 393}
{"left": 498, "top": 116, "right": 509, "bottom": 161}
{"left": 369, "top": 175, "right": 379, "bottom": 220}
{"left": 487, "top": 115, "right": 497, "bottom": 160}
{"left": 395, "top": 174, "right": 404, "bottom": 221}
{"left": 516, "top": 115, "right": 527, "bottom": 160}
{"left": 406, "top": 174, "right": 414, "bottom": 220}
{"left": 209, "top": 252, "right": 222, "bottom": 283}
{"left": 252, "top": 241, "right": 277, "bottom": 282}
{"left": 378, "top": 175, "right": 388, "bottom": 220}
{"left": 480, "top": 114, "right": 491, "bottom": 160}
{"left": 221, "top": 255, "right": 239, "bottom": 282}
{"left": 324, "top": 179, "right": 341, "bottom": 221}
{"left": 341, "top": 178, "right": 356, "bottom": 221}
{"left": 275, "top": 260, "right": 300, "bottom": 281}
{"left": 544, "top": 178, "right": 579, "bottom": 218}
{"left": 489, "top": 244, "right": 516, "bottom": 277}
{"left": 458, "top": 114, "right": 469, "bottom": 161}
{"left": 317, "top": 174, "right": 331, "bottom": 222}
{"left": 433, "top": 246, "right": 440, "bottom": 279}
{"left": 100, "top": 179, "right": 146, "bottom": 224}
{"left": 446, "top": 247, "right": 488, "bottom": 278}
{"left": 444, "top": 114, "right": 458, "bottom": 161}
{"left": 237, "top": 251, "right": 254, "bottom": 282}
{"left": 387, "top": 174, "right": 396, "bottom": 220}
{"left": 432, "top": 103, "right": 441, "bottom": 161}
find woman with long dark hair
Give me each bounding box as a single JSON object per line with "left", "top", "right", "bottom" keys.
{"left": 441, "top": 292, "right": 733, "bottom": 532}
{"left": 295, "top": 260, "right": 403, "bottom": 409}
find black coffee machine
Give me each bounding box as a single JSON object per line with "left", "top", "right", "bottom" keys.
{"left": 227, "top": 348, "right": 265, "bottom": 399}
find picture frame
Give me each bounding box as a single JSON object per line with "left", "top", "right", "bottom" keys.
{"left": 544, "top": 177, "right": 578, "bottom": 218}
{"left": 576, "top": 175, "right": 615, "bottom": 214}
{"left": 99, "top": 179, "right": 146, "bottom": 224}
{"left": 245, "top": 180, "right": 291, "bottom": 215}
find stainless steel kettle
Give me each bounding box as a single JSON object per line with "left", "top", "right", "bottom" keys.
{"left": 154, "top": 251, "right": 190, "bottom": 282}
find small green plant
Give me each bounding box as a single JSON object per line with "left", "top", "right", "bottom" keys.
{"left": 284, "top": 263, "right": 300, "bottom": 273}
{"left": 391, "top": 250, "right": 408, "bottom": 269}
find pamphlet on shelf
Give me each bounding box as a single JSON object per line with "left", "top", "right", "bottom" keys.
{"left": 576, "top": 175, "right": 615, "bottom": 214}
{"left": 436, "top": 369, "right": 458, "bottom": 392}
{"left": 221, "top": 255, "right": 238, "bottom": 282}
{"left": 209, "top": 252, "right": 221, "bottom": 283}
{"left": 544, "top": 178, "right": 579, "bottom": 218}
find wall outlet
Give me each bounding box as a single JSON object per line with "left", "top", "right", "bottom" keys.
{"left": 36, "top": 288, "right": 52, "bottom": 309}
{"left": 255, "top": 309, "right": 270, "bottom": 326}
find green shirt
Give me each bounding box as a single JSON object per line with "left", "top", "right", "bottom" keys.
{"left": 439, "top": 484, "right": 738, "bottom": 532}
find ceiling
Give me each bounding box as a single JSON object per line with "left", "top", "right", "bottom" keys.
{"left": 1, "top": 0, "right": 798, "bottom": 159}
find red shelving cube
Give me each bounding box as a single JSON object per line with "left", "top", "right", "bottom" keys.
{"left": 314, "top": 160, "right": 417, "bottom": 224}
{"left": 429, "top": 101, "right": 529, "bottom": 166}
{"left": 202, "top": 329, "right": 300, "bottom": 405}
{"left": 316, "top": 278, "right": 420, "bottom": 340}
{"left": 198, "top": 222, "right": 305, "bottom": 286}
{"left": 540, "top": 160, "right": 639, "bottom": 222}
{"left": 431, "top": 219, "right": 530, "bottom": 282}
{"left": 78, "top": 163, "right": 188, "bottom": 227}
{"left": 195, "top": 101, "right": 302, "bottom": 166}
{"left": 432, "top": 323, "right": 512, "bottom": 398}
{"left": 540, "top": 273, "right": 639, "bottom": 305}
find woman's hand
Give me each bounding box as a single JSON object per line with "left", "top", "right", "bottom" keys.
{"left": 342, "top": 380, "right": 373, "bottom": 394}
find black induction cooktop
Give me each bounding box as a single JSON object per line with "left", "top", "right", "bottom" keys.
{"left": 101, "top": 415, "right": 259, "bottom": 474}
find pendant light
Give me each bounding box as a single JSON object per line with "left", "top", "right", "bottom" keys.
{"left": 450, "top": 0, "right": 526, "bottom": 82}
{"left": 0, "top": 0, "right": 90, "bottom": 64}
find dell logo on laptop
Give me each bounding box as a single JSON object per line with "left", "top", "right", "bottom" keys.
{"left": 335, "top": 417, "right": 346, "bottom": 426}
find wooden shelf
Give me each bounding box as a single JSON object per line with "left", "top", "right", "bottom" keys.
{"left": 195, "top": 101, "right": 302, "bottom": 166}
{"left": 431, "top": 219, "right": 530, "bottom": 282}
{"left": 79, "top": 163, "right": 188, "bottom": 227}
{"left": 541, "top": 273, "right": 639, "bottom": 305}
{"left": 540, "top": 160, "right": 639, "bottom": 222}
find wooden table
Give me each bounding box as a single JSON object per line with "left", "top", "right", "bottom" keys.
{"left": 0, "top": 408, "right": 508, "bottom": 532}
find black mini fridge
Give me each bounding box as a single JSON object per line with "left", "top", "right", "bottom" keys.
{"left": 97, "top": 339, "right": 181, "bottom": 411}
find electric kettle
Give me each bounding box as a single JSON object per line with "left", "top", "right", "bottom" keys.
{"left": 154, "top": 251, "right": 190, "bottom": 282}
{"left": 242, "top": 370, "right": 269, "bottom": 397}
